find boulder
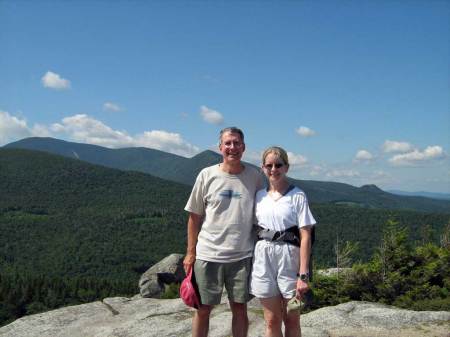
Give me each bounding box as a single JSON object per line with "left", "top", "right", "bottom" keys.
{"left": 138, "top": 253, "right": 185, "bottom": 298}
{"left": 302, "top": 301, "right": 450, "bottom": 337}
{"left": 1, "top": 298, "right": 449, "bottom": 337}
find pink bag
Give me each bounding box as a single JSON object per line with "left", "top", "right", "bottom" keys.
{"left": 179, "top": 268, "right": 201, "bottom": 309}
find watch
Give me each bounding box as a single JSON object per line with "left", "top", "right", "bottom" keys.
{"left": 297, "top": 272, "right": 309, "bottom": 282}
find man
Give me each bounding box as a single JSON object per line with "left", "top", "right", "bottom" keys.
{"left": 183, "top": 127, "right": 264, "bottom": 337}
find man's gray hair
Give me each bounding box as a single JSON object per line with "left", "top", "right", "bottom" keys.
{"left": 219, "top": 127, "right": 245, "bottom": 145}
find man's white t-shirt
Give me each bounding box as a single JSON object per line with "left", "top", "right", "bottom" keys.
{"left": 185, "top": 164, "right": 264, "bottom": 262}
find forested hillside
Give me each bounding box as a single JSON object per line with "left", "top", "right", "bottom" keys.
{"left": 1, "top": 148, "right": 449, "bottom": 326}
{"left": 5, "top": 137, "right": 450, "bottom": 213}
{"left": 0, "top": 148, "right": 191, "bottom": 279}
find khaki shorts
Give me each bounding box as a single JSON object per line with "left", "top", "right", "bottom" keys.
{"left": 194, "top": 257, "right": 252, "bottom": 305}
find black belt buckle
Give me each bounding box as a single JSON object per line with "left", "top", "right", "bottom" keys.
{"left": 272, "top": 231, "right": 281, "bottom": 241}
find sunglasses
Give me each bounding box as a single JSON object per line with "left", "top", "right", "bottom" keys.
{"left": 264, "top": 163, "right": 284, "bottom": 170}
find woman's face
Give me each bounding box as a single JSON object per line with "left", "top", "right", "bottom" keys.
{"left": 262, "top": 152, "right": 289, "bottom": 183}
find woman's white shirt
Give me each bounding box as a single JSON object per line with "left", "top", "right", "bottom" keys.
{"left": 255, "top": 186, "right": 316, "bottom": 231}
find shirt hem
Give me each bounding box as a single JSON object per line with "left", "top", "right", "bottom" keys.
{"left": 196, "top": 253, "right": 253, "bottom": 263}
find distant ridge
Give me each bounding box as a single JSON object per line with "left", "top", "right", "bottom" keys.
{"left": 5, "top": 137, "right": 450, "bottom": 213}
{"left": 388, "top": 190, "right": 450, "bottom": 201}
{"left": 359, "top": 184, "right": 385, "bottom": 193}
{"left": 4, "top": 137, "right": 194, "bottom": 184}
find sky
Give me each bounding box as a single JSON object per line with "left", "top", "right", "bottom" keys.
{"left": 1, "top": 0, "right": 449, "bottom": 193}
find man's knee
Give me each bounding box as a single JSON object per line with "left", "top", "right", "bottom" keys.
{"left": 229, "top": 302, "right": 247, "bottom": 316}
{"left": 196, "top": 305, "right": 213, "bottom": 319}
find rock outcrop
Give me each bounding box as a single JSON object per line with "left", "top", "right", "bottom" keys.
{"left": 138, "top": 253, "right": 185, "bottom": 298}
{"left": 1, "top": 297, "right": 449, "bottom": 337}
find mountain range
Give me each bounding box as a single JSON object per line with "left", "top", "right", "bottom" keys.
{"left": 4, "top": 137, "right": 450, "bottom": 214}
{"left": 388, "top": 190, "right": 450, "bottom": 201}
{"left": 1, "top": 147, "right": 448, "bottom": 274}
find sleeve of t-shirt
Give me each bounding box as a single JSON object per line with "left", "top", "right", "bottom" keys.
{"left": 256, "top": 170, "right": 265, "bottom": 191}
{"left": 184, "top": 170, "right": 206, "bottom": 216}
{"left": 294, "top": 191, "right": 317, "bottom": 228}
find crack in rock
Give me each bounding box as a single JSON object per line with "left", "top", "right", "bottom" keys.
{"left": 102, "top": 300, "right": 120, "bottom": 316}
{"left": 141, "top": 310, "right": 193, "bottom": 321}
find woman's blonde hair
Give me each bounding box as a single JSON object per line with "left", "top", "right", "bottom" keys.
{"left": 262, "top": 146, "right": 289, "bottom": 166}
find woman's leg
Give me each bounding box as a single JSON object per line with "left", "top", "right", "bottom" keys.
{"left": 260, "top": 296, "right": 284, "bottom": 337}
{"left": 282, "top": 298, "right": 301, "bottom": 337}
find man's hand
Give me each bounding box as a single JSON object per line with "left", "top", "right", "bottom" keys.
{"left": 183, "top": 253, "right": 196, "bottom": 274}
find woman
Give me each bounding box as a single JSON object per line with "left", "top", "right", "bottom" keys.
{"left": 250, "top": 146, "right": 316, "bottom": 337}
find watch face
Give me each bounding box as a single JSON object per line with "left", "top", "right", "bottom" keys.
{"left": 300, "top": 273, "right": 308, "bottom": 281}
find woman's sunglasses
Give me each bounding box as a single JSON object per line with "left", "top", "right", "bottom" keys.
{"left": 263, "top": 163, "right": 284, "bottom": 170}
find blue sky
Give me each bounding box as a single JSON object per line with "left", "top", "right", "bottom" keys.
{"left": 1, "top": 0, "right": 449, "bottom": 193}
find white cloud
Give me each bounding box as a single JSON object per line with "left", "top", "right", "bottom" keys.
{"left": 50, "top": 114, "right": 132, "bottom": 148}
{"left": 354, "top": 150, "right": 374, "bottom": 162}
{"left": 0, "top": 110, "right": 31, "bottom": 144}
{"left": 295, "top": 126, "right": 316, "bottom": 138}
{"left": 0, "top": 111, "right": 198, "bottom": 157}
{"left": 103, "top": 102, "right": 122, "bottom": 112}
{"left": 242, "top": 150, "right": 263, "bottom": 166}
{"left": 41, "top": 71, "right": 71, "bottom": 90}
{"left": 367, "top": 170, "right": 392, "bottom": 185}
{"left": 50, "top": 114, "right": 199, "bottom": 157}
{"left": 31, "top": 124, "right": 52, "bottom": 137}
{"left": 287, "top": 151, "right": 308, "bottom": 167}
{"left": 134, "top": 130, "right": 199, "bottom": 156}
{"left": 0, "top": 110, "right": 50, "bottom": 145}
{"left": 200, "top": 105, "right": 224, "bottom": 125}
{"left": 242, "top": 149, "right": 308, "bottom": 169}
{"left": 372, "top": 170, "right": 389, "bottom": 179}
{"left": 326, "top": 169, "right": 360, "bottom": 178}
{"left": 382, "top": 140, "right": 413, "bottom": 153}
{"left": 309, "top": 165, "right": 326, "bottom": 177}
{"left": 389, "top": 145, "right": 445, "bottom": 166}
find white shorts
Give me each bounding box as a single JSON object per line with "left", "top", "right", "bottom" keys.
{"left": 250, "top": 240, "right": 299, "bottom": 299}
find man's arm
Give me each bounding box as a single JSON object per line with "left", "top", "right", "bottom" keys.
{"left": 183, "top": 212, "right": 203, "bottom": 274}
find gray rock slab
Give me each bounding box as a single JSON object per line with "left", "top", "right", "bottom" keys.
{"left": 1, "top": 299, "right": 449, "bottom": 337}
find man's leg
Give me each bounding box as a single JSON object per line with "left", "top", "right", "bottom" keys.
{"left": 193, "top": 260, "right": 223, "bottom": 337}
{"left": 192, "top": 304, "right": 213, "bottom": 337}
{"left": 225, "top": 257, "right": 253, "bottom": 337}
{"left": 229, "top": 301, "right": 248, "bottom": 337}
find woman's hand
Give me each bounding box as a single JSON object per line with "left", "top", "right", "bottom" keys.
{"left": 296, "top": 279, "right": 310, "bottom": 299}
{"left": 183, "top": 253, "right": 196, "bottom": 274}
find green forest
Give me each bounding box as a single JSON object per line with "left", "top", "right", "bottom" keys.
{"left": 1, "top": 148, "right": 449, "bottom": 326}
{"left": 310, "top": 220, "right": 450, "bottom": 312}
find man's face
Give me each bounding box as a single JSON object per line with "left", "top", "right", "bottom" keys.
{"left": 219, "top": 131, "right": 245, "bottom": 164}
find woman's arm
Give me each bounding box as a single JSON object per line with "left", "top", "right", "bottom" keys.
{"left": 296, "top": 226, "right": 312, "bottom": 298}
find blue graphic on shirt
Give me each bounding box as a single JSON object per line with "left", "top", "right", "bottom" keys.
{"left": 218, "top": 190, "right": 242, "bottom": 199}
